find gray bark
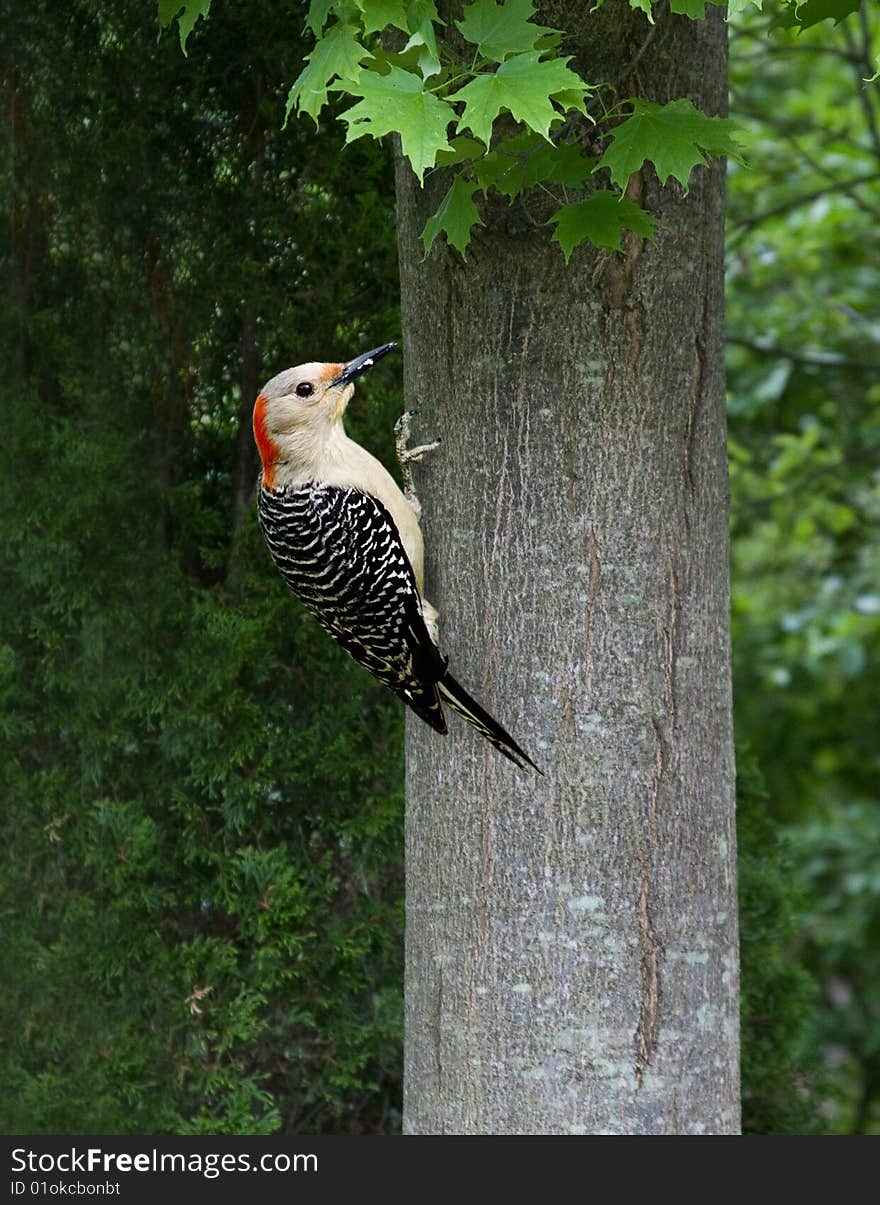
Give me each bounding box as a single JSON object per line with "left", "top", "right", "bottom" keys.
{"left": 397, "top": 1, "right": 738, "bottom": 1135}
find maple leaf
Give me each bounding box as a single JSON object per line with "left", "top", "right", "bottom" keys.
{"left": 668, "top": 0, "right": 739, "bottom": 14}
{"left": 669, "top": 0, "right": 709, "bottom": 16}
{"left": 521, "top": 142, "right": 595, "bottom": 188}
{"left": 434, "top": 135, "right": 487, "bottom": 166}
{"left": 467, "top": 137, "right": 592, "bottom": 200}
{"left": 597, "top": 98, "right": 744, "bottom": 191}
{"left": 353, "top": 0, "right": 410, "bottom": 36}
{"left": 158, "top": 0, "right": 211, "bottom": 55}
{"left": 770, "top": 0, "right": 861, "bottom": 31}
{"left": 338, "top": 65, "right": 455, "bottom": 182}
{"left": 455, "top": 0, "right": 558, "bottom": 63}
{"left": 550, "top": 193, "right": 659, "bottom": 262}
{"left": 421, "top": 177, "right": 484, "bottom": 256}
{"left": 725, "top": 0, "right": 763, "bottom": 15}
{"left": 473, "top": 148, "right": 525, "bottom": 197}
{"left": 304, "top": 0, "right": 335, "bottom": 36}
{"left": 404, "top": 0, "right": 443, "bottom": 78}
{"left": 452, "top": 52, "right": 588, "bottom": 145}
{"left": 285, "top": 22, "right": 371, "bottom": 126}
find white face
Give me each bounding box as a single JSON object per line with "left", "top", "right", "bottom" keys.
{"left": 257, "top": 361, "right": 354, "bottom": 436}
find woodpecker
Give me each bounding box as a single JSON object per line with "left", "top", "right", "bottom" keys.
{"left": 253, "top": 342, "right": 539, "bottom": 772}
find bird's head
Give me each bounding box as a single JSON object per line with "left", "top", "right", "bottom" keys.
{"left": 253, "top": 342, "right": 396, "bottom": 485}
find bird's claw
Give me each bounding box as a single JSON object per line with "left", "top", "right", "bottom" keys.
{"left": 401, "top": 440, "right": 441, "bottom": 465}
{"left": 395, "top": 409, "right": 439, "bottom": 515}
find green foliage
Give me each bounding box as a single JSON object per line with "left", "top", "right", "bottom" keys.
{"left": 549, "top": 193, "right": 659, "bottom": 261}
{"left": 596, "top": 98, "right": 745, "bottom": 191}
{"left": 728, "top": 0, "right": 880, "bottom": 1131}
{"left": 599, "top": 0, "right": 859, "bottom": 26}
{"left": 269, "top": 0, "right": 742, "bottom": 259}
{"left": 339, "top": 64, "right": 457, "bottom": 182}
{"left": 421, "top": 176, "right": 483, "bottom": 256}
{"left": 3, "top": 0, "right": 404, "bottom": 1135}
{"left": 355, "top": 0, "right": 411, "bottom": 37}
{"left": 454, "top": 0, "right": 558, "bottom": 62}
{"left": 592, "top": 0, "right": 711, "bottom": 16}
{"left": 738, "top": 756, "right": 821, "bottom": 1133}
{"left": 727, "top": 0, "right": 763, "bottom": 14}
{"left": 285, "top": 21, "right": 371, "bottom": 125}
{"left": 158, "top": 0, "right": 212, "bottom": 53}
{"left": 452, "top": 51, "right": 588, "bottom": 145}
{"left": 770, "top": 0, "right": 862, "bottom": 31}
{"left": 790, "top": 802, "right": 880, "bottom": 1131}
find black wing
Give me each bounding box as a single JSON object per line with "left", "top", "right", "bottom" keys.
{"left": 258, "top": 482, "right": 448, "bottom": 730}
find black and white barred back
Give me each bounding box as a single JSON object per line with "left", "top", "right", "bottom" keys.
{"left": 258, "top": 481, "right": 448, "bottom": 729}
{"left": 258, "top": 480, "right": 540, "bottom": 772}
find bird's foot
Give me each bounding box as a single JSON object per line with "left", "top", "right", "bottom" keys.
{"left": 395, "top": 409, "right": 440, "bottom": 517}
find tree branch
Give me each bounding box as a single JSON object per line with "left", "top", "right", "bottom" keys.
{"left": 727, "top": 336, "right": 880, "bottom": 373}
{"left": 609, "top": 1, "right": 668, "bottom": 91}
{"left": 728, "top": 171, "right": 880, "bottom": 237}
{"left": 842, "top": 6, "right": 880, "bottom": 162}
{"left": 734, "top": 99, "right": 880, "bottom": 222}
{"left": 729, "top": 24, "right": 862, "bottom": 65}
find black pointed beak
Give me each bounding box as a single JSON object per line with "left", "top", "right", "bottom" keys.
{"left": 330, "top": 342, "right": 396, "bottom": 387}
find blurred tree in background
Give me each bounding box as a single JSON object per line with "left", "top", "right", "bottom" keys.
{"left": 1, "top": 0, "right": 877, "bottom": 1134}
{"left": 729, "top": 4, "right": 880, "bottom": 1133}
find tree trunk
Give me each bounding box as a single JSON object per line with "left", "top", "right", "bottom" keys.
{"left": 397, "top": 2, "right": 738, "bottom": 1135}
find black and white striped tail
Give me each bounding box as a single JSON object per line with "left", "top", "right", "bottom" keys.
{"left": 258, "top": 482, "right": 540, "bottom": 773}
{"left": 438, "top": 673, "right": 542, "bottom": 774}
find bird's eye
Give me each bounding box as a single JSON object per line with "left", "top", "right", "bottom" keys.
{"left": 295, "top": 382, "right": 314, "bottom": 398}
